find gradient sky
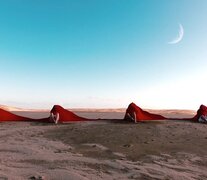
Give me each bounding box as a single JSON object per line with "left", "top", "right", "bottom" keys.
{"left": 0, "top": 0, "right": 207, "bottom": 109}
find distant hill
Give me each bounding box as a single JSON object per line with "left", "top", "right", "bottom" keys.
{"left": 0, "top": 104, "right": 196, "bottom": 118}
{"left": 71, "top": 108, "right": 126, "bottom": 113}
{"left": 0, "top": 105, "right": 49, "bottom": 112}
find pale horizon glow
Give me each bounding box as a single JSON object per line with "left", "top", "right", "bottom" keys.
{"left": 136, "top": 70, "right": 207, "bottom": 110}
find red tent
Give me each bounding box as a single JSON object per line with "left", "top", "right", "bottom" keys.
{"left": 193, "top": 105, "right": 207, "bottom": 120}
{"left": 50, "top": 105, "right": 89, "bottom": 123}
{"left": 124, "top": 102, "right": 167, "bottom": 122}
{"left": 186, "top": 104, "right": 207, "bottom": 122}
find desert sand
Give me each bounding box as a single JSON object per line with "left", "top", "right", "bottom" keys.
{"left": 0, "top": 109, "right": 207, "bottom": 180}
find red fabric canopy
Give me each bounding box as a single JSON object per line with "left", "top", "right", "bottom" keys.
{"left": 124, "top": 102, "right": 167, "bottom": 122}
{"left": 50, "top": 105, "right": 88, "bottom": 123}
{"left": 188, "top": 104, "right": 207, "bottom": 121}
{"left": 0, "top": 108, "right": 31, "bottom": 121}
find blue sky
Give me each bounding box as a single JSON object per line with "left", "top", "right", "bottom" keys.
{"left": 0, "top": 0, "right": 207, "bottom": 109}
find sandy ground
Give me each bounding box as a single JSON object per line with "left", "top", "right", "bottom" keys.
{"left": 0, "top": 110, "right": 207, "bottom": 180}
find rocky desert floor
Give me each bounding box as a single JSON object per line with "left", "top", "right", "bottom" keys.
{"left": 0, "top": 110, "right": 207, "bottom": 180}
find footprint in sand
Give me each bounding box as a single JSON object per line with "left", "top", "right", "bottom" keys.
{"left": 83, "top": 143, "right": 108, "bottom": 151}
{"left": 54, "top": 148, "right": 72, "bottom": 153}
{"left": 29, "top": 175, "right": 45, "bottom": 180}
{"left": 123, "top": 144, "right": 133, "bottom": 147}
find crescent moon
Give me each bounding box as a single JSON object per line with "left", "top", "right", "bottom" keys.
{"left": 168, "top": 23, "right": 184, "bottom": 44}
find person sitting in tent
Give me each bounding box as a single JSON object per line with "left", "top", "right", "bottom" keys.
{"left": 192, "top": 104, "right": 207, "bottom": 123}
{"left": 49, "top": 105, "right": 89, "bottom": 124}
{"left": 124, "top": 102, "right": 167, "bottom": 123}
